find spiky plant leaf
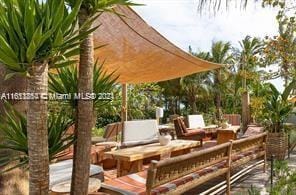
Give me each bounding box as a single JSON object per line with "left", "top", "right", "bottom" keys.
{"left": 0, "top": 102, "right": 74, "bottom": 173}
{"left": 0, "top": 0, "right": 96, "bottom": 76}
{"left": 49, "top": 60, "right": 117, "bottom": 110}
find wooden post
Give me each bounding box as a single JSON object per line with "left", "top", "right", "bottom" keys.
{"left": 263, "top": 134, "right": 267, "bottom": 173}
{"left": 226, "top": 141, "right": 233, "bottom": 195}
{"left": 121, "top": 84, "right": 128, "bottom": 122}
{"left": 263, "top": 143, "right": 267, "bottom": 173}
{"left": 242, "top": 91, "right": 250, "bottom": 133}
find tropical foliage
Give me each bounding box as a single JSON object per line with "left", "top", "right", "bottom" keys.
{"left": 262, "top": 0, "right": 296, "bottom": 85}
{"left": 49, "top": 61, "right": 117, "bottom": 111}
{"left": 0, "top": 0, "right": 90, "bottom": 73}
{"left": 262, "top": 81, "right": 296, "bottom": 132}
{"left": 65, "top": 0, "right": 137, "bottom": 193}
{"left": 271, "top": 160, "right": 296, "bottom": 194}
{"left": 0, "top": 102, "right": 74, "bottom": 172}
{"left": 0, "top": 0, "right": 90, "bottom": 193}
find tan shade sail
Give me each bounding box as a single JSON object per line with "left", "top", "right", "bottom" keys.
{"left": 93, "top": 6, "right": 221, "bottom": 84}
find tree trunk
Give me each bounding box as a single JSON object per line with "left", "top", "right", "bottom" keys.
{"left": 214, "top": 70, "right": 222, "bottom": 121}
{"left": 27, "top": 62, "right": 49, "bottom": 194}
{"left": 71, "top": 8, "right": 94, "bottom": 195}
{"left": 168, "top": 98, "right": 175, "bottom": 114}
{"left": 214, "top": 92, "right": 222, "bottom": 120}
{"left": 242, "top": 91, "right": 250, "bottom": 132}
{"left": 121, "top": 84, "right": 128, "bottom": 121}
{"left": 189, "top": 95, "right": 197, "bottom": 114}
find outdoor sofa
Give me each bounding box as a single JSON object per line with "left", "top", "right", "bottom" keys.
{"left": 121, "top": 119, "right": 159, "bottom": 148}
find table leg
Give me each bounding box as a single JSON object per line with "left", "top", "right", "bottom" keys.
{"left": 160, "top": 151, "right": 171, "bottom": 160}
{"left": 117, "top": 159, "right": 143, "bottom": 177}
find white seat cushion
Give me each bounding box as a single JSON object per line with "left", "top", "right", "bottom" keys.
{"left": 188, "top": 115, "right": 206, "bottom": 128}
{"left": 122, "top": 120, "right": 159, "bottom": 147}
{"left": 49, "top": 159, "right": 103, "bottom": 190}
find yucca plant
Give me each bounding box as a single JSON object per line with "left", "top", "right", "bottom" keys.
{"left": 49, "top": 61, "right": 118, "bottom": 110}
{"left": 0, "top": 0, "right": 96, "bottom": 193}
{"left": 65, "top": 0, "right": 137, "bottom": 193}
{"left": 0, "top": 102, "right": 74, "bottom": 173}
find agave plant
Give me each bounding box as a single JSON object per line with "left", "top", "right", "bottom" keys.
{"left": 0, "top": 102, "right": 74, "bottom": 173}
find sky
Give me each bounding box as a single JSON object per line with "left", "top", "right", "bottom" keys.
{"left": 132, "top": 0, "right": 284, "bottom": 91}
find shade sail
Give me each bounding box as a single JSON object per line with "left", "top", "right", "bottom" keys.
{"left": 93, "top": 6, "right": 221, "bottom": 84}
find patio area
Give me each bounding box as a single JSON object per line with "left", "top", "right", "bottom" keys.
{"left": 0, "top": 0, "right": 295, "bottom": 194}
{"left": 95, "top": 139, "right": 296, "bottom": 195}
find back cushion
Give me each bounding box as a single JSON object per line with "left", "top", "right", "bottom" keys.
{"left": 188, "top": 115, "right": 205, "bottom": 128}
{"left": 122, "top": 120, "right": 159, "bottom": 147}
{"left": 179, "top": 118, "right": 188, "bottom": 133}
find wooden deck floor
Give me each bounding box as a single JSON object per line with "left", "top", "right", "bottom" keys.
{"left": 104, "top": 141, "right": 296, "bottom": 195}
{"left": 229, "top": 150, "right": 296, "bottom": 195}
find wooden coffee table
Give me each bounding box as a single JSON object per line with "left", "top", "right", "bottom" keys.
{"left": 217, "top": 125, "right": 240, "bottom": 144}
{"left": 104, "top": 140, "right": 200, "bottom": 177}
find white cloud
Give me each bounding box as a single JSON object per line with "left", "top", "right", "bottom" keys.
{"left": 132, "top": 0, "right": 284, "bottom": 91}
{"left": 133, "top": 0, "right": 278, "bottom": 51}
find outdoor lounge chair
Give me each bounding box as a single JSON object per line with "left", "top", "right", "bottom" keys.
{"left": 121, "top": 119, "right": 159, "bottom": 148}
{"left": 173, "top": 117, "right": 205, "bottom": 146}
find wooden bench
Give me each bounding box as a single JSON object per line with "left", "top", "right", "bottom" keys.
{"left": 231, "top": 132, "right": 267, "bottom": 171}
{"left": 199, "top": 133, "right": 267, "bottom": 194}
{"left": 101, "top": 142, "right": 232, "bottom": 195}
{"left": 99, "top": 133, "right": 267, "bottom": 195}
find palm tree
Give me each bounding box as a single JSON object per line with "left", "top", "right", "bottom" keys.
{"left": 0, "top": 0, "right": 87, "bottom": 193}
{"left": 158, "top": 78, "right": 184, "bottom": 115}
{"left": 238, "top": 36, "right": 263, "bottom": 90}
{"left": 237, "top": 36, "right": 263, "bottom": 130}
{"left": 197, "top": 0, "right": 250, "bottom": 13}
{"left": 65, "top": 1, "right": 135, "bottom": 193}
{"left": 210, "top": 41, "right": 233, "bottom": 120}
{"left": 180, "top": 72, "right": 212, "bottom": 114}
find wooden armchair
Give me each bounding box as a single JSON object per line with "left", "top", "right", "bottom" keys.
{"left": 173, "top": 117, "right": 205, "bottom": 146}
{"left": 223, "top": 114, "right": 241, "bottom": 126}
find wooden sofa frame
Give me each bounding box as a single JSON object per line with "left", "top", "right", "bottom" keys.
{"left": 100, "top": 133, "right": 267, "bottom": 195}
{"left": 146, "top": 142, "right": 232, "bottom": 195}
{"left": 231, "top": 132, "right": 267, "bottom": 171}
